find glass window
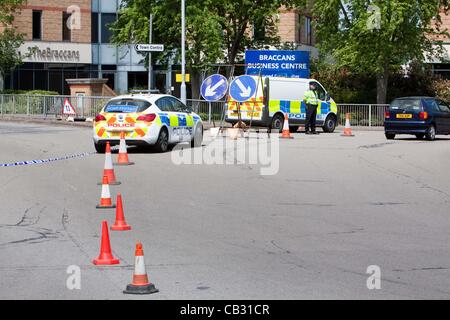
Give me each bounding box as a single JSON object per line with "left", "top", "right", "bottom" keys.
{"left": 438, "top": 100, "right": 450, "bottom": 112}
{"left": 32, "top": 11, "right": 42, "bottom": 40}
{"left": 390, "top": 99, "right": 423, "bottom": 111}
{"left": 91, "top": 13, "right": 99, "bottom": 43}
{"left": 425, "top": 99, "right": 440, "bottom": 112}
{"left": 168, "top": 97, "right": 188, "bottom": 112}
{"left": 104, "top": 99, "right": 151, "bottom": 113}
{"left": 62, "top": 12, "right": 72, "bottom": 41}
{"left": 304, "top": 16, "right": 312, "bottom": 45}
{"left": 155, "top": 97, "right": 173, "bottom": 112}
{"left": 101, "top": 13, "right": 116, "bottom": 44}
{"left": 311, "top": 82, "right": 326, "bottom": 100}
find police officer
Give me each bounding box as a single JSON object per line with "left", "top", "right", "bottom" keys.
{"left": 303, "top": 82, "right": 320, "bottom": 135}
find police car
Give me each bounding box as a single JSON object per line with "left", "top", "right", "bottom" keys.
{"left": 93, "top": 93, "right": 203, "bottom": 153}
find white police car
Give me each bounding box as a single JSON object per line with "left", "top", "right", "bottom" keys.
{"left": 93, "top": 94, "right": 203, "bottom": 153}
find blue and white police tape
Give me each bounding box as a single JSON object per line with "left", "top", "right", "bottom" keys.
{"left": 0, "top": 152, "right": 96, "bottom": 167}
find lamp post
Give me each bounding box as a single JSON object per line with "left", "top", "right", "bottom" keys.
{"left": 180, "top": 0, "right": 187, "bottom": 104}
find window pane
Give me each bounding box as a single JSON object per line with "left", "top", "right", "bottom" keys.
{"left": 33, "top": 11, "right": 42, "bottom": 40}
{"left": 63, "top": 12, "right": 71, "bottom": 41}
{"left": 91, "top": 13, "right": 99, "bottom": 43}
{"left": 101, "top": 13, "right": 116, "bottom": 44}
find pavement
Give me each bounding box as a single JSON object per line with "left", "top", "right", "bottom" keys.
{"left": 1, "top": 121, "right": 450, "bottom": 300}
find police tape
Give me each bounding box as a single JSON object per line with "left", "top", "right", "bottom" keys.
{"left": 0, "top": 152, "right": 96, "bottom": 167}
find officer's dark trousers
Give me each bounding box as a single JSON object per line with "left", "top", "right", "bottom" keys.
{"left": 305, "top": 104, "right": 318, "bottom": 132}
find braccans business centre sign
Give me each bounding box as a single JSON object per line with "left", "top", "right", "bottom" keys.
{"left": 245, "top": 50, "right": 310, "bottom": 78}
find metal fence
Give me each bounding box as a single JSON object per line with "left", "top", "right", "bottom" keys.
{"left": 0, "top": 94, "right": 389, "bottom": 127}
{"left": 0, "top": 94, "right": 112, "bottom": 119}
{"left": 187, "top": 99, "right": 389, "bottom": 127}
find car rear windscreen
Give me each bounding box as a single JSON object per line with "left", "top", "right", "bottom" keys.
{"left": 390, "top": 99, "right": 423, "bottom": 111}
{"left": 104, "top": 99, "right": 151, "bottom": 113}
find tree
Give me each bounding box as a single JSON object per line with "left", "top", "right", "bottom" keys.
{"left": 111, "top": 0, "right": 223, "bottom": 98}
{"left": 213, "top": 0, "right": 306, "bottom": 65}
{"left": 111, "top": 0, "right": 306, "bottom": 97}
{"left": 314, "top": 0, "right": 450, "bottom": 103}
{"left": 0, "top": 0, "right": 26, "bottom": 91}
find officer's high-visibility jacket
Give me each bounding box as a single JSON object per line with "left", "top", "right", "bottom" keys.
{"left": 303, "top": 90, "right": 319, "bottom": 106}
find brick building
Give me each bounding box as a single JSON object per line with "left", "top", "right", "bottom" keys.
{"left": 429, "top": 9, "right": 450, "bottom": 79}
{"left": 2, "top": 0, "right": 146, "bottom": 94}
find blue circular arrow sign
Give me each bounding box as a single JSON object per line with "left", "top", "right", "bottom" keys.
{"left": 201, "top": 74, "right": 228, "bottom": 102}
{"left": 229, "top": 75, "right": 257, "bottom": 103}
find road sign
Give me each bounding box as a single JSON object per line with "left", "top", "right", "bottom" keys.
{"left": 62, "top": 98, "right": 76, "bottom": 116}
{"left": 229, "top": 75, "right": 257, "bottom": 103}
{"left": 201, "top": 74, "right": 228, "bottom": 101}
{"left": 245, "top": 50, "right": 310, "bottom": 78}
{"left": 135, "top": 44, "right": 164, "bottom": 52}
{"left": 176, "top": 74, "right": 190, "bottom": 83}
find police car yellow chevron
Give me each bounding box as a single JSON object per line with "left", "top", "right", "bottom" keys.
{"left": 93, "top": 94, "right": 203, "bottom": 153}
{"left": 226, "top": 76, "right": 338, "bottom": 133}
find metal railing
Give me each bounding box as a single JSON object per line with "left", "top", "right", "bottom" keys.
{"left": 337, "top": 104, "right": 389, "bottom": 127}
{"left": 186, "top": 99, "right": 389, "bottom": 127}
{"left": 0, "top": 94, "right": 389, "bottom": 127}
{"left": 0, "top": 94, "right": 113, "bottom": 119}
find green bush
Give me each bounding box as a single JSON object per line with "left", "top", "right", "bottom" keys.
{"left": 0, "top": 89, "right": 58, "bottom": 95}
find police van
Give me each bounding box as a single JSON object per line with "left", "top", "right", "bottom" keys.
{"left": 225, "top": 77, "right": 338, "bottom": 133}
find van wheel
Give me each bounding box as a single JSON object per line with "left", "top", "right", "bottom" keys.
{"left": 323, "top": 115, "right": 337, "bottom": 133}
{"left": 271, "top": 114, "right": 284, "bottom": 132}
{"left": 154, "top": 128, "right": 169, "bottom": 153}
{"left": 425, "top": 125, "right": 436, "bottom": 141}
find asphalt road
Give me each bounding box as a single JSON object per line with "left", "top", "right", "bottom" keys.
{"left": 1, "top": 121, "right": 450, "bottom": 300}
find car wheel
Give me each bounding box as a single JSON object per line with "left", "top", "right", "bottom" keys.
{"left": 425, "top": 125, "right": 436, "bottom": 141}
{"left": 415, "top": 134, "right": 425, "bottom": 140}
{"left": 271, "top": 114, "right": 284, "bottom": 132}
{"left": 154, "top": 128, "right": 169, "bottom": 153}
{"left": 191, "top": 125, "right": 203, "bottom": 148}
{"left": 95, "top": 143, "right": 106, "bottom": 154}
{"left": 385, "top": 133, "right": 396, "bottom": 140}
{"left": 323, "top": 115, "right": 337, "bottom": 133}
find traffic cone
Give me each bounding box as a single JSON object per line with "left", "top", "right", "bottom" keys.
{"left": 341, "top": 113, "right": 355, "bottom": 137}
{"left": 98, "top": 142, "right": 121, "bottom": 185}
{"left": 96, "top": 175, "right": 116, "bottom": 209}
{"left": 93, "top": 220, "right": 120, "bottom": 265}
{"left": 115, "top": 132, "right": 134, "bottom": 166}
{"left": 123, "top": 243, "right": 159, "bottom": 295}
{"left": 280, "top": 114, "right": 294, "bottom": 139}
{"left": 111, "top": 194, "right": 131, "bottom": 231}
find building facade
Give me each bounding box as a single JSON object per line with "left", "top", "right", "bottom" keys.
{"left": 3, "top": 0, "right": 148, "bottom": 95}
{"left": 2, "top": 1, "right": 318, "bottom": 95}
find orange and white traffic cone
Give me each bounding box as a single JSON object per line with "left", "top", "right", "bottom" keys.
{"left": 98, "top": 142, "right": 121, "bottom": 185}
{"left": 96, "top": 175, "right": 116, "bottom": 209}
{"left": 93, "top": 220, "right": 120, "bottom": 265}
{"left": 341, "top": 113, "right": 355, "bottom": 137}
{"left": 123, "top": 243, "right": 159, "bottom": 295}
{"left": 115, "top": 132, "right": 134, "bottom": 166}
{"left": 280, "top": 113, "right": 294, "bottom": 139}
{"left": 110, "top": 194, "right": 131, "bottom": 231}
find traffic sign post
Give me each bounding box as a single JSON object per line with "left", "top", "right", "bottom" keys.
{"left": 134, "top": 44, "right": 165, "bottom": 52}
{"left": 229, "top": 75, "right": 258, "bottom": 130}
{"left": 201, "top": 74, "right": 228, "bottom": 102}
{"left": 229, "top": 75, "right": 257, "bottom": 103}
{"left": 201, "top": 74, "right": 229, "bottom": 125}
